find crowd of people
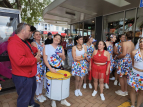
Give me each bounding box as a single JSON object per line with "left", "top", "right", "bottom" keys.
{"left": 7, "top": 23, "right": 143, "bottom": 107}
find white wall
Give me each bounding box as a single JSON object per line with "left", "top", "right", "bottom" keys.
{"left": 35, "top": 22, "right": 67, "bottom": 33}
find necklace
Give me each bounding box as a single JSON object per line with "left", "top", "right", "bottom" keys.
{"left": 76, "top": 45, "right": 83, "bottom": 51}
{"left": 98, "top": 50, "right": 104, "bottom": 55}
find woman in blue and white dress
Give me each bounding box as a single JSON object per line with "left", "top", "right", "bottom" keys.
{"left": 31, "top": 31, "right": 46, "bottom": 103}
{"left": 83, "top": 35, "right": 94, "bottom": 89}
{"left": 43, "top": 34, "right": 71, "bottom": 107}
{"left": 105, "top": 34, "right": 116, "bottom": 89}
{"left": 72, "top": 36, "right": 88, "bottom": 96}
{"left": 113, "top": 34, "right": 125, "bottom": 85}
{"left": 128, "top": 37, "right": 143, "bottom": 107}
{"left": 66, "top": 37, "right": 74, "bottom": 69}
{"left": 115, "top": 31, "right": 134, "bottom": 96}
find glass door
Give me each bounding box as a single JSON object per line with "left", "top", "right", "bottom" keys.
{"left": 0, "top": 12, "right": 19, "bottom": 91}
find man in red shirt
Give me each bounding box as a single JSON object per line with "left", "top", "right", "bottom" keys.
{"left": 7, "top": 23, "right": 41, "bottom": 107}
{"left": 61, "top": 37, "right": 67, "bottom": 54}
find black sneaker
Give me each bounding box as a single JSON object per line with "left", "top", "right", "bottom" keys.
{"left": 34, "top": 103, "right": 40, "bottom": 107}
{"left": 29, "top": 103, "right": 40, "bottom": 107}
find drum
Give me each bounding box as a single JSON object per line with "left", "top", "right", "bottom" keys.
{"left": 46, "top": 70, "right": 71, "bottom": 101}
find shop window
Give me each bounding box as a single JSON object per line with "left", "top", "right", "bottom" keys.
{"left": 45, "top": 24, "right": 47, "bottom": 30}
{"left": 103, "top": 12, "right": 124, "bottom": 41}
{"left": 124, "top": 9, "right": 136, "bottom": 34}
{"left": 135, "top": 8, "right": 143, "bottom": 45}
{"left": 71, "top": 23, "right": 79, "bottom": 37}
{"left": 84, "top": 19, "right": 95, "bottom": 38}
{"left": 62, "top": 27, "right": 64, "bottom": 31}
{"left": 56, "top": 26, "right": 59, "bottom": 31}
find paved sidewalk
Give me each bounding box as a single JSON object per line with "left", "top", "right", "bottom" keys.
{"left": 0, "top": 75, "right": 136, "bottom": 107}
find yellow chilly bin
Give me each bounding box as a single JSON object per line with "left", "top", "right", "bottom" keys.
{"left": 46, "top": 70, "right": 71, "bottom": 80}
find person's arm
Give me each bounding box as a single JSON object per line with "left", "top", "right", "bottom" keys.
{"left": 106, "top": 51, "right": 110, "bottom": 75}
{"left": 89, "top": 50, "right": 96, "bottom": 71}
{"left": 31, "top": 42, "right": 42, "bottom": 58}
{"left": 43, "top": 46, "right": 56, "bottom": 73}
{"left": 8, "top": 43, "right": 39, "bottom": 67}
{"left": 84, "top": 45, "right": 89, "bottom": 61}
{"left": 117, "top": 42, "right": 127, "bottom": 59}
{"left": 114, "top": 44, "right": 118, "bottom": 55}
{"left": 131, "top": 50, "right": 136, "bottom": 67}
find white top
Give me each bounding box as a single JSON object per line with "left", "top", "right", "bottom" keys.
{"left": 134, "top": 49, "right": 143, "bottom": 71}
{"left": 45, "top": 44, "right": 62, "bottom": 68}
{"left": 76, "top": 46, "right": 85, "bottom": 56}
{"left": 45, "top": 44, "right": 56, "bottom": 61}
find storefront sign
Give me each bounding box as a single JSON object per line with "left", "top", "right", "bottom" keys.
{"left": 139, "top": 0, "right": 143, "bottom": 8}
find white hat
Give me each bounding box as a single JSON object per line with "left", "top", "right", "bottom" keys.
{"left": 92, "top": 38, "right": 97, "bottom": 43}
{"left": 68, "top": 37, "right": 72, "bottom": 39}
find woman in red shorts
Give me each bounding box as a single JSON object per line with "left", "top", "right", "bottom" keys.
{"left": 90, "top": 41, "right": 110, "bottom": 101}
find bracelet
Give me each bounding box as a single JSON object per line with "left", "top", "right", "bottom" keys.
{"left": 81, "top": 55, "right": 84, "bottom": 58}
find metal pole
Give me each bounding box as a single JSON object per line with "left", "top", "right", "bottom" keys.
{"left": 123, "top": 11, "right": 126, "bottom": 33}
{"left": 133, "top": 8, "right": 138, "bottom": 43}
{"left": 82, "top": 22, "right": 84, "bottom": 36}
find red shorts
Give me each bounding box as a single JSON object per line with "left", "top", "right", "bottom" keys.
{"left": 92, "top": 63, "right": 106, "bottom": 79}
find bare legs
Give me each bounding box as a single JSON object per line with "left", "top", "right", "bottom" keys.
{"left": 93, "top": 78, "right": 104, "bottom": 93}
{"left": 83, "top": 74, "right": 87, "bottom": 84}
{"left": 83, "top": 74, "right": 92, "bottom": 83}
{"left": 93, "top": 78, "right": 98, "bottom": 91}
{"left": 130, "top": 87, "right": 143, "bottom": 107}
{"left": 130, "top": 87, "right": 136, "bottom": 106}
{"left": 75, "top": 76, "right": 84, "bottom": 89}
{"left": 119, "top": 75, "right": 127, "bottom": 92}
{"left": 136, "top": 90, "right": 143, "bottom": 107}
{"left": 114, "top": 70, "right": 118, "bottom": 81}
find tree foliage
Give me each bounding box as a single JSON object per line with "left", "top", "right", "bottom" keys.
{"left": 9, "top": 0, "right": 51, "bottom": 25}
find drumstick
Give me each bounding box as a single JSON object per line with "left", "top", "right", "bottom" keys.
{"left": 57, "top": 72, "right": 67, "bottom": 77}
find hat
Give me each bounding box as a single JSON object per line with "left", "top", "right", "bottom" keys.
{"left": 68, "top": 37, "right": 72, "bottom": 39}
{"left": 92, "top": 39, "right": 97, "bottom": 43}
{"left": 48, "top": 32, "right": 52, "bottom": 36}
{"left": 30, "top": 26, "right": 36, "bottom": 32}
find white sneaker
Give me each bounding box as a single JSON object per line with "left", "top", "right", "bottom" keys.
{"left": 78, "top": 89, "right": 82, "bottom": 96}
{"left": 115, "top": 90, "right": 126, "bottom": 96}
{"left": 109, "top": 77, "right": 115, "bottom": 80}
{"left": 125, "top": 91, "right": 128, "bottom": 96}
{"left": 104, "top": 83, "right": 109, "bottom": 89}
{"left": 100, "top": 93, "right": 105, "bottom": 101}
{"left": 75, "top": 90, "right": 79, "bottom": 96}
{"left": 92, "top": 90, "right": 97, "bottom": 96}
{"left": 40, "top": 95, "right": 46, "bottom": 101}
{"left": 118, "top": 82, "right": 121, "bottom": 86}
{"left": 35, "top": 96, "right": 44, "bottom": 103}
{"left": 61, "top": 99, "right": 71, "bottom": 106}
{"left": 51, "top": 100, "right": 56, "bottom": 107}
{"left": 89, "top": 83, "right": 92, "bottom": 89}
{"left": 131, "top": 105, "right": 135, "bottom": 107}
{"left": 114, "top": 80, "right": 118, "bottom": 85}
{"left": 83, "top": 83, "right": 86, "bottom": 89}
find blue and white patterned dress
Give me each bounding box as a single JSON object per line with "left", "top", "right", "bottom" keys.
{"left": 72, "top": 47, "right": 88, "bottom": 77}
{"left": 128, "top": 49, "right": 143, "bottom": 91}
{"left": 117, "top": 53, "right": 132, "bottom": 77}
{"left": 66, "top": 42, "right": 74, "bottom": 66}
{"left": 107, "top": 44, "right": 115, "bottom": 73}
{"left": 84, "top": 43, "right": 94, "bottom": 69}
{"left": 114, "top": 42, "right": 122, "bottom": 69}
{"left": 35, "top": 42, "right": 45, "bottom": 83}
